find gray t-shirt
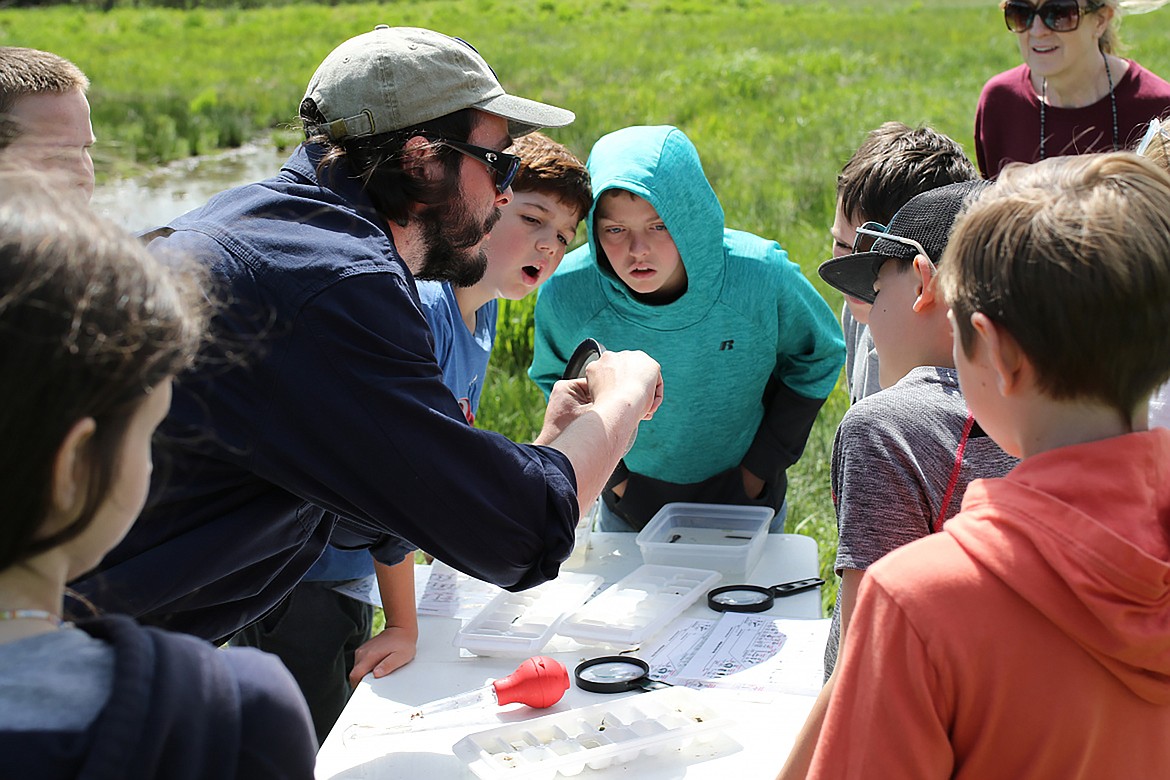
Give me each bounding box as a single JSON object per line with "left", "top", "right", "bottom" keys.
{"left": 842, "top": 305, "right": 882, "bottom": 403}
{"left": 0, "top": 627, "right": 114, "bottom": 730}
{"left": 823, "top": 366, "right": 1019, "bottom": 675}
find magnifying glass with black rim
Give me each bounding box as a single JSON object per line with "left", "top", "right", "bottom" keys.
{"left": 706, "top": 578, "right": 826, "bottom": 614}
{"left": 573, "top": 655, "right": 672, "bottom": 694}
{"left": 561, "top": 338, "right": 637, "bottom": 457}
{"left": 562, "top": 338, "right": 605, "bottom": 381}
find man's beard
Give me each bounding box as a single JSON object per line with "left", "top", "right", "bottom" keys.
{"left": 414, "top": 194, "right": 501, "bottom": 287}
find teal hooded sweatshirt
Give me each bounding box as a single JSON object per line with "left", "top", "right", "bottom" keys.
{"left": 530, "top": 126, "right": 843, "bottom": 520}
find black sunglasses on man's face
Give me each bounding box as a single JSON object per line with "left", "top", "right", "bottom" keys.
{"left": 1003, "top": 0, "right": 1100, "bottom": 33}
{"left": 437, "top": 139, "right": 520, "bottom": 193}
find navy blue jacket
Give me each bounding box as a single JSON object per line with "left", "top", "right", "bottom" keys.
{"left": 0, "top": 616, "right": 316, "bottom": 779}
{"left": 73, "top": 145, "right": 579, "bottom": 641}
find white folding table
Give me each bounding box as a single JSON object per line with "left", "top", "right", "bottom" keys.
{"left": 315, "top": 531, "right": 824, "bottom": 779}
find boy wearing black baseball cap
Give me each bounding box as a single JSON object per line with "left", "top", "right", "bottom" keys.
{"left": 779, "top": 182, "right": 1018, "bottom": 778}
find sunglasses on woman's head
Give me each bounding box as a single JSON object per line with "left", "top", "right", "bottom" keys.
{"left": 1003, "top": 0, "right": 1101, "bottom": 33}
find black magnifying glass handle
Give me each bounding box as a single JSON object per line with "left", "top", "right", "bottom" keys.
{"left": 769, "top": 577, "right": 825, "bottom": 596}
{"left": 707, "top": 578, "right": 826, "bottom": 613}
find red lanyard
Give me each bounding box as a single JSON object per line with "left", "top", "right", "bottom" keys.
{"left": 933, "top": 412, "right": 975, "bottom": 534}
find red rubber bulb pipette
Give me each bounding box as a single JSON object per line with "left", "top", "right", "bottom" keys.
{"left": 491, "top": 655, "right": 570, "bottom": 707}
{"left": 343, "top": 656, "right": 570, "bottom": 742}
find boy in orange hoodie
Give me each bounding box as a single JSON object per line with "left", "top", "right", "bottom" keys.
{"left": 806, "top": 152, "right": 1170, "bottom": 779}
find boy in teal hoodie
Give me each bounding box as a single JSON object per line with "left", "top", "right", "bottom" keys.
{"left": 530, "top": 125, "right": 844, "bottom": 531}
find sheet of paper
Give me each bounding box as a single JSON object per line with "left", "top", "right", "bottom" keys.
{"left": 657, "top": 613, "right": 830, "bottom": 697}
{"left": 330, "top": 563, "right": 435, "bottom": 607}
{"left": 641, "top": 617, "right": 715, "bottom": 679}
{"left": 416, "top": 560, "right": 503, "bottom": 619}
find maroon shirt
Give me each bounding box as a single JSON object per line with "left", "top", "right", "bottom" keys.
{"left": 974, "top": 60, "right": 1170, "bottom": 178}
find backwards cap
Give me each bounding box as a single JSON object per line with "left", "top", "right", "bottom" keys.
{"left": 303, "top": 25, "right": 575, "bottom": 141}
{"left": 818, "top": 180, "right": 989, "bottom": 304}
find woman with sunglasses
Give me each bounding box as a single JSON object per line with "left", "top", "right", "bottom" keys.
{"left": 974, "top": 0, "right": 1170, "bottom": 178}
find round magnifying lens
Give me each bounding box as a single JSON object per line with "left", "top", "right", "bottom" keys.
{"left": 562, "top": 338, "right": 605, "bottom": 380}
{"left": 707, "top": 584, "right": 775, "bottom": 613}
{"left": 574, "top": 656, "right": 652, "bottom": 693}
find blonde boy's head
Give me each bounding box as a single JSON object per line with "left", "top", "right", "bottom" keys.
{"left": 0, "top": 47, "right": 95, "bottom": 201}
{"left": 508, "top": 132, "right": 592, "bottom": 223}
{"left": 942, "top": 153, "right": 1170, "bottom": 418}
{"left": 0, "top": 47, "right": 89, "bottom": 147}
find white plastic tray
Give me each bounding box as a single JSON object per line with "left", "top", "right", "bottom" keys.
{"left": 456, "top": 572, "right": 604, "bottom": 656}
{"left": 452, "top": 686, "right": 733, "bottom": 780}
{"left": 556, "top": 565, "right": 721, "bottom": 648}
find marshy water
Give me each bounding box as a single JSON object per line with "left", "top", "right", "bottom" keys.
{"left": 92, "top": 140, "right": 291, "bottom": 233}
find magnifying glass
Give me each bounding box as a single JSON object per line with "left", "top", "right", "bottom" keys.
{"left": 574, "top": 655, "right": 671, "bottom": 694}
{"left": 561, "top": 339, "right": 637, "bottom": 457}
{"left": 706, "top": 578, "right": 825, "bottom": 613}
{"left": 562, "top": 338, "right": 605, "bottom": 380}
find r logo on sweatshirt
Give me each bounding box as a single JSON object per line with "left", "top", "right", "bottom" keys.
{"left": 719, "top": 339, "right": 735, "bottom": 351}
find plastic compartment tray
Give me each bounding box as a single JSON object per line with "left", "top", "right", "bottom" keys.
{"left": 556, "top": 565, "right": 721, "bottom": 648}
{"left": 452, "top": 686, "right": 732, "bottom": 780}
{"left": 456, "top": 572, "right": 604, "bottom": 656}
{"left": 635, "top": 502, "right": 774, "bottom": 579}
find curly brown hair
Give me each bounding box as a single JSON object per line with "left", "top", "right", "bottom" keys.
{"left": 508, "top": 132, "right": 592, "bottom": 224}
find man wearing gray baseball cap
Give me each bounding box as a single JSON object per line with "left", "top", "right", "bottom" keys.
{"left": 75, "top": 27, "right": 663, "bottom": 663}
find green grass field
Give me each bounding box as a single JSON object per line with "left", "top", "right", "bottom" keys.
{"left": 5, "top": 0, "right": 1169, "bottom": 611}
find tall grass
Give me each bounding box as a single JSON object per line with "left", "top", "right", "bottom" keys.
{"left": 6, "top": 0, "right": 1168, "bottom": 611}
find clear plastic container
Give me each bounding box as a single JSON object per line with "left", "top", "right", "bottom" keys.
{"left": 456, "top": 572, "right": 604, "bottom": 657}
{"left": 556, "top": 564, "right": 721, "bottom": 648}
{"left": 452, "top": 686, "right": 733, "bottom": 780}
{"left": 635, "top": 503, "right": 773, "bottom": 579}
{"left": 563, "top": 500, "right": 597, "bottom": 569}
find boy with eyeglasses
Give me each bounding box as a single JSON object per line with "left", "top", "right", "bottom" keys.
{"left": 829, "top": 122, "right": 978, "bottom": 404}
{"left": 530, "top": 124, "right": 844, "bottom": 533}
{"left": 776, "top": 182, "right": 1017, "bottom": 780}
{"left": 807, "top": 152, "right": 1170, "bottom": 779}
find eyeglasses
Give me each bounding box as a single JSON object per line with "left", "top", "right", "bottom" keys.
{"left": 1136, "top": 117, "right": 1169, "bottom": 156}
{"left": 437, "top": 139, "right": 520, "bottom": 194}
{"left": 1003, "top": 0, "right": 1100, "bottom": 33}
{"left": 853, "top": 221, "right": 931, "bottom": 260}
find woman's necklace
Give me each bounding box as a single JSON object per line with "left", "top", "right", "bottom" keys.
{"left": 1040, "top": 50, "right": 1118, "bottom": 160}
{"left": 0, "top": 609, "right": 64, "bottom": 627}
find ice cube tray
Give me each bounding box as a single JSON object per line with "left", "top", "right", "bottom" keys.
{"left": 456, "top": 572, "right": 604, "bottom": 656}
{"left": 452, "top": 686, "right": 732, "bottom": 780}
{"left": 556, "top": 565, "right": 721, "bottom": 648}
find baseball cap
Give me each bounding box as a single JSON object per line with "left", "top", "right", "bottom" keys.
{"left": 818, "top": 180, "right": 989, "bottom": 304}
{"left": 303, "top": 25, "right": 575, "bottom": 141}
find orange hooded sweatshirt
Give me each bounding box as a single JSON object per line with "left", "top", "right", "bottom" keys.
{"left": 809, "top": 428, "right": 1170, "bottom": 779}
